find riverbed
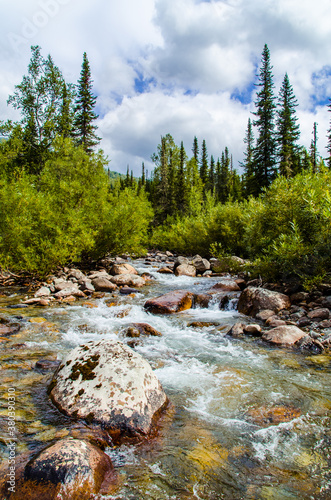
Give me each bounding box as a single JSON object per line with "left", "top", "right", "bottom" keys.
{"left": 0, "top": 259, "right": 330, "bottom": 499}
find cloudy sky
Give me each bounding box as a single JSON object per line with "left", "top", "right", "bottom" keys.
{"left": 1, "top": 0, "right": 331, "bottom": 175}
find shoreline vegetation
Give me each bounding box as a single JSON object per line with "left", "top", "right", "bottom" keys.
{"left": 0, "top": 45, "right": 330, "bottom": 291}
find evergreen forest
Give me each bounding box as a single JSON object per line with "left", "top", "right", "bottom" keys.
{"left": 1, "top": 44, "right": 331, "bottom": 289}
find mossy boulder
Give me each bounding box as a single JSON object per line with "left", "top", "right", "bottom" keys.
{"left": 49, "top": 340, "right": 168, "bottom": 438}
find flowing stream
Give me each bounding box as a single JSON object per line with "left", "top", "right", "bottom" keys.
{"left": 0, "top": 259, "right": 331, "bottom": 499}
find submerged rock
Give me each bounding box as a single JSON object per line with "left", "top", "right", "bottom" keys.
{"left": 238, "top": 287, "right": 291, "bottom": 317}
{"left": 144, "top": 290, "right": 194, "bottom": 314}
{"left": 49, "top": 340, "right": 168, "bottom": 438}
{"left": 24, "top": 437, "right": 113, "bottom": 491}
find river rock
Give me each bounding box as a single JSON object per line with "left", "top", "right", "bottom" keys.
{"left": 191, "top": 255, "right": 210, "bottom": 273}
{"left": 307, "top": 308, "right": 330, "bottom": 321}
{"left": 144, "top": 290, "right": 194, "bottom": 314}
{"left": 210, "top": 280, "right": 241, "bottom": 292}
{"left": 157, "top": 267, "right": 174, "bottom": 274}
{"left": 228, "top": 322, "right": 245, "bottom": 337}
{"left": 130, "top": 323, "right": 162, "bottom": 336}
{"left": 243, "top": 324, "right": 262, "bottom": 336}
{"left": 54, "top": 281, "right": 79, "bottom": 292}
{"left": 34, "top": 286, "right": 51, "bottom": 297}
{"left": 238, "top": 287, "right": 291, "bottom": 317}
{"left": 78, "top": 278, "right": 95, "bottom": 293}
{"left": 110, "top": 263, "right": 138, "bottom": 276}
{"left": 24, "top": 437, "right": 113, "bottom": 491}
{"left": 174, "top": 264, "right": 196, "bottom": 277}
{"left": 110, "top": 274, "right": 145, "bottom": 288}
{"left": 262, "top": 325, "right": 306, "bottom": 346}
{"left": 68, "top": 269, "right": 86, "bottom": 281}
{"left": 194, "top": 293, "right": 213, "bottom": 308}
{"left": 49, "top": 340, "right": 168, "bottom": 437}
{"left": 266, "top": 317, "right": 287, "bottom": 328}
{"left": 91, "top": 277, "right": 117, "bottom": 292}
{"left": 255, "top": 309, "right": 275, "bottom": 321}
{"left": 174, "top": 256, "right": 190, "bottom": 269}
{"left": 290, "top": 291, "right": 309, "bottom": 304}
{"left": 0, "top": 323, "right": 21, "bottom": 336}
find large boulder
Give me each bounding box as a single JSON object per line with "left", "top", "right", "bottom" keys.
{"left": 144, "top": 290, "right": 194, "bottom": 314}
{"left": 24, "top": 437, "right": 113, "bottom": 491}
{"left": 262, "top": 325, "right": 306, "bottom": 346}
{"left": 238, "top": 287, "right": 291, "bottom": 317}
{"left": 49, "top": 340, "right": 168, "bottom": 438}
{"left": 110, "top": 274, "right": 145, "bottom": 288}
{"left": 174, "top": 264, "right": 196, "bottom": 277}
{"left": 110, "top": 263, "right": 138, "bottom": 276}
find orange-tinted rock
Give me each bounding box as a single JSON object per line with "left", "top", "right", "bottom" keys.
{"left": 144, "top": 290, "right": 194, "bottom": 314}
{"left": 246, "top": 405, "right": 301, "bottom": 426}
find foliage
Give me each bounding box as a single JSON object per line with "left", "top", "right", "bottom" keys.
{"left": 1, "top": 46, "right": 73, "bottom": 174}
{"left": 151, "top": 169, "right": 331, "bottom": 285}
{"left": 0, "top": 139, "right": 153, "bottom": 275}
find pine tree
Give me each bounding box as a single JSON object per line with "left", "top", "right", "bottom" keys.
{"left": 252, "top": 44, "right": 277, "bottom": 194}
{"left": 241, "top": 118, "right": 255, "bottom": 197}
{"left": 276, "top": 73, "right": 300, "bottom": 177}
{"left": 73, "top": 52, "right": 100, "bottom": 153}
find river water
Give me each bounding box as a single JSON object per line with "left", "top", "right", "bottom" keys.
{"left": 0, "top": 259, "right": 331, "bottom": 499}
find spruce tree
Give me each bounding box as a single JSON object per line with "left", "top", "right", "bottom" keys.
{"left": 327, "top": 100, "right": 331, "bottom": 168}
{"left": 241, "top": 118, "right": 255, "bottom": 197}
{"left": 310, "top": 122, "right": 318, "bottom": 173}
{"left": 73, "top": 52, "right": 100, "bottom": 153}
{"left": 200, "top": 139, "right": 208, "bottom": 186}
{"left": 176, "top": 141, "right": 187, "bottom": 212}
{"left": 192, "top": 136, "right": 199, "bottom": 164}
{"left": 208, "top": 155, "right": 215, "bottom": 193}
{"left": 276, "top": 73, "right": 300, "bottom": 177}
{"left": 219, "top": 148, "right": 230, "bottom": 203}
{"left": 252, "top": 44, "right": 277, "bottom": 194}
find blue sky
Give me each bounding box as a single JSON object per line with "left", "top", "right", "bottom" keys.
{"left": 0, "top": 0, "right": 331, "bottom": 174}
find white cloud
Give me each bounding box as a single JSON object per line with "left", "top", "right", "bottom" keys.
{"left": 0, "top": 0, "right": 330, "bottom": 174}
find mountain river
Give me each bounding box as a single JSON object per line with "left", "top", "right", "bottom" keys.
{"left": 0, "top": 259, "right": 330, "bottom": 499}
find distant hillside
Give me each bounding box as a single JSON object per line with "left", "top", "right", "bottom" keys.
{"left": 107, "top": 169, "right": 126, "bottom": 185}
